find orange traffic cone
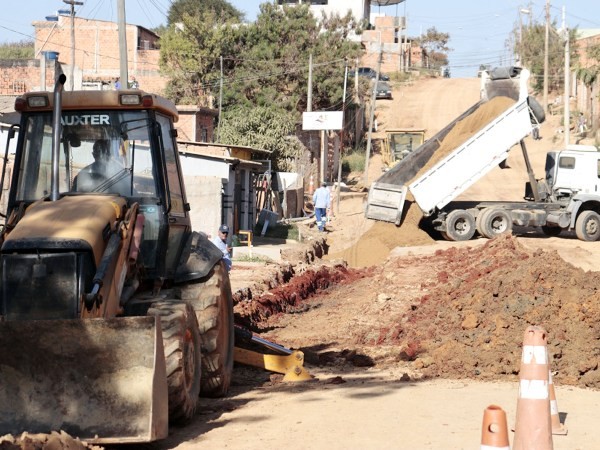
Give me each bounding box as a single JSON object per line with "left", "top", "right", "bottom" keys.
{"left": 481, "top": 405, "right": 510, "bottom": 449}
{"left": 513, "top": 326, "right": 553, "bottom": 450}
{"left": 309, "top": 175, "right": 314, "bottom": 195}
{"left": 548, "top": 370, "right": 567, "bottom": 435}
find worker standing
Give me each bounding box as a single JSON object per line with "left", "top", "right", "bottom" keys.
{"left": 312, "top": 181, "right": 331, "bottom": 232}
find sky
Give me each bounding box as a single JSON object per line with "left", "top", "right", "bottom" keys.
{"left": 0, "top": 0, "right": 598, "bottom": 78}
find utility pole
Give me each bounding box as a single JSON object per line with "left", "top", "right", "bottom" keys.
{"left": 337, "top": 60, "right": 349, "bottom": 215}
{"left": 307, "top": 53, "right": 313, "bottom": 112}
{"left": 364, "top": 49, "right": 383, "bottom": 186}
{"left": 117, "top": 0, "right": 129, "bottom": 88}
{"left": 543, "top": 0, "right": 550, "bottom": 114}
{"left": 63, "top": 0, "right": 83, "bottom": 90}
{"left": 562, "top": 6, "right": 570, "bottom": 146}
{"left": 217, "top": 55, "right": 223, "bottom": 142}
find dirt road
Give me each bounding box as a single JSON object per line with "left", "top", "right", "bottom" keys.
{"left": 110, "top": 76, "right": 600, "bottom": 450}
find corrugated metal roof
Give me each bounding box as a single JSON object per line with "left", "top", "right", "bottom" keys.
{"left": 371, "top": 0, "right": 406, "bottom": 5}
{"left": 177, "top": 140, "right": 272, "bottom": 155}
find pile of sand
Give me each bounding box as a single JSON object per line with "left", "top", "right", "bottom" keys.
{"left": 340, "top": 96, "right": 516, "bottom": 268}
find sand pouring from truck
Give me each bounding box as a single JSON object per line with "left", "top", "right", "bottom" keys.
{"left": 0, "top": 75, "right": 235, "bottom": 443}
{"left": 365, "top": 66, "right": 600, "bottom": 242}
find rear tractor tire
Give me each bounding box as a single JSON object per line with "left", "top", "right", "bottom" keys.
{"left": 575, "top": 210, "right": 600, "bottom": 241}
{"left": 179, "top": 261, "right": 234, "bottom": 397}
{"left": 147, "top": 301, "right": 202, "bottom": 425}
{"left": 443, "top": 210, "right": 476, "bottom": 241}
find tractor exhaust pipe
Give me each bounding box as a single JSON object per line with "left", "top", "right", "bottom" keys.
{"left": 50, "top": 74, "right": 67, "bottom": 201}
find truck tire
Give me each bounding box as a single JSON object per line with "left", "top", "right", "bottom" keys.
{"left": 148, "top": 301, "right": 202, "bottom": 424}
{"left": 179, "top": 261, "right": 234, "bottom": 397}
{"left": 575, "top": 210, "right": 600, "bottom": 241}
{"left": 478, "top": 208, "right": 513, "bottom": 239}
{"left": 444, "top": 210, "right": 476, "bottom": 241}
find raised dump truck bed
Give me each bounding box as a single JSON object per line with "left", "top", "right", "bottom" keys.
{"left": 365, "top": 67, "right": 533, "bottom": 225}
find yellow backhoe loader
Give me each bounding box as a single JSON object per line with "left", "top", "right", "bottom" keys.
{"left": 0, "top": 75, "right": 234, "bottom": 444}
{"left": 381, "top": 128, "right": 426, "bottom": 169}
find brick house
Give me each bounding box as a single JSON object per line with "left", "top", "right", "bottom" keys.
{"left": 33, "top": 15, "right": 164, "bottom": 93}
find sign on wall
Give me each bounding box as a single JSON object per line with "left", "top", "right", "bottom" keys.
{"left": 302, "top": 111, "right": 343, "bottom": 131}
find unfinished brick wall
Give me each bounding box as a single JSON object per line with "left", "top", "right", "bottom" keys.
{"left": 33, "top": 16, "right": 165, "bottom": 93}
{"left": 0, "top": 59, "right": 59, "bottom": 95}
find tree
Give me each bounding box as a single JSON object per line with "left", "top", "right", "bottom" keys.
{"left": 159, "top": 9, "right": 242, "bottom": 105}
{"left": 159, "top": 2, "right": 363, "bottom": 169}
{"left": 167, "top": 0, "right": 243, "bottom": 25}
{"left": 0, "top": 41, "right": 34, "bottom": 60}
{"left": 413, "top": 27, "right": 451, "bottom": 69}
{"left": 219, "top": 106, "right": 304, "bottom": 171}
{"left": 513, "top": 20, "right": 578, "bottom": 93}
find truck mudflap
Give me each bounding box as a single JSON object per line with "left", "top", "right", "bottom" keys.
{"left": 0, "top": 316, "right": 168, "bottom": 444}
{"left": 365, "top": 183, "right": 408, "bottom": 225}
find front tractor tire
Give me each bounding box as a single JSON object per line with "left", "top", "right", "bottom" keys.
{"left": 179, "top": 261, "right": 234, "bottom": 397}
{"left": 148, "top": 301, "right": 202, "bottom": 424}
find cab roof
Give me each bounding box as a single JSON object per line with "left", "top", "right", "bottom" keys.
{"left": 16, "top": 89, "right": 179, "bottom": 122}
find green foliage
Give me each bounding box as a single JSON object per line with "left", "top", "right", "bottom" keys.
{"left": 159, "top": 1, "right": 364, "bottom": 170}
{"left": 218, "top": 105, "right": 305, "bottom": 171}
{"left": 159, "top": 9, "right": 242, "bottom": 104}
{"left": 167, "top": 0, "right": 243, "bottom": 24}
{"left": 515, "top": 22, "right": 579, "bottom": 93}
{"left": 233, "top": 253, "right": 275, "bottom": 263}
{"left": 413, "top": 27, "right": 451, "bottom": 69}
{"left": 0, "top": 40, "right": 34, "bottom": 59}
{"left": 342, "top": 149, "right": 366, "bottom": 173}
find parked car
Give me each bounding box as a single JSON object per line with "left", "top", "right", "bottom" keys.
{"left": 375, "top": 81, "right": 392, "bottom": 99}
{"left": 351, "top": 67, "right": 390, "bottom": 81}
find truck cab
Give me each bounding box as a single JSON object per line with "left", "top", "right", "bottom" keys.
{"left": 546, "top": 145, "right": 600, "bottom": 199}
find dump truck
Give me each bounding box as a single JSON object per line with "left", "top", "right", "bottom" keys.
{"left": 365, "top": 67, "right": 600, "bottom": 242}
{"left": 381, "top": 128, "right": 426, "bottom": 169}
{"left": 0, "top": 75, "right": 234, "bottom": 443}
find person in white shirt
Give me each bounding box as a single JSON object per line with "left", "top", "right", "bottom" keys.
{"left": 312, "top": 181, "right": 331, "bottom": 232}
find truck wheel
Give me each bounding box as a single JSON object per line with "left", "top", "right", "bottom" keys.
{"left": 575, "top": 210, "right": 600, "bottom": 241}
{"left": 179, "top": 261, "right": 234, "bottom": 397}
{"left": 475, "top": 208, "right": 491, "bottom": 237}
{"left": 479, "top": 208, "right": 512, "bottom": 239}
{"left": 444, "top": 210, "right": 476, "bottom": 241}
{"left": 148, "top": 301, "right": 202, "bottom": 424}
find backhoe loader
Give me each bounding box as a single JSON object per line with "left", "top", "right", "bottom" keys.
{"left": 0, "top": 75, "right": 234, "bottom": 443}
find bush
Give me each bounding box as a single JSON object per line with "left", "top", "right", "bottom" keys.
{"left": 342, "top": 149, "right": 366, "bottom": 173}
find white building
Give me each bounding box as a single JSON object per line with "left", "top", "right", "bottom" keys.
{"left": 276, "top": 1, "right": 405, "bottom": 30}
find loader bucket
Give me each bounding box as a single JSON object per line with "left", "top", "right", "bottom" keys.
{"left": 0, "top": 316, "right": 168, "bottom": 444}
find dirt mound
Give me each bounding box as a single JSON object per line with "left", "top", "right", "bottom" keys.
{"left": 0, "top": 431, "right": 102, "bottom": 449}
{"left": 386, "top": 235, "right": 600, "bottom": 387}
{"left": 245, "top": 235, "right": 600, "bottom": 389}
